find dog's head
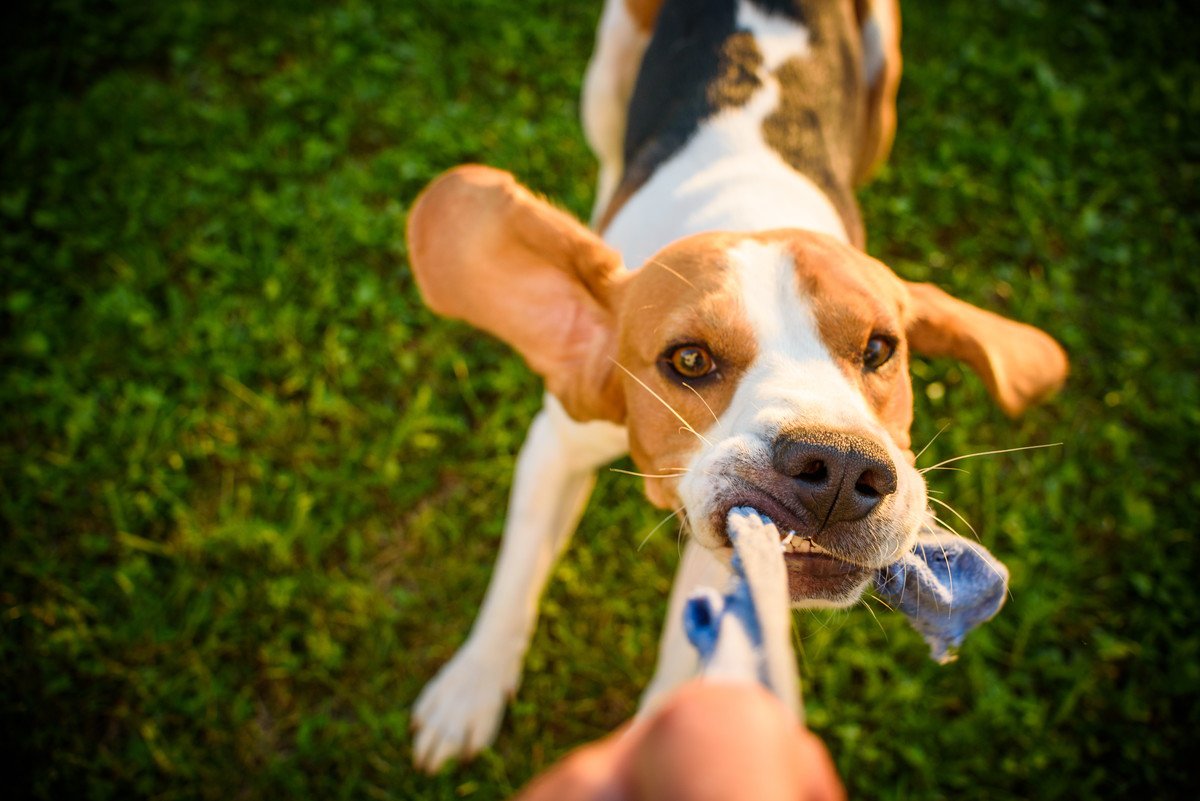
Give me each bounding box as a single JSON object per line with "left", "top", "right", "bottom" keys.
{"left": 407, "top": 166, "right": 1067, "bottom": 605}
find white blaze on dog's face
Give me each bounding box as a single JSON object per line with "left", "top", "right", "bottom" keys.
{"left": 615, "top": 230, "right": 925, "bottom": 606}
{"left": 406, "top": 166, "right": 1069, "bottom": 608}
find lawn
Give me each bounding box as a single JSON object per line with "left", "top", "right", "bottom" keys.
{"left": 2, "top": 0, "right": 1197, "bottom": 798}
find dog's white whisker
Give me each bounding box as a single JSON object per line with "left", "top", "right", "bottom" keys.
{"left": 928, "top": 496, "right": 981, "bottom": 542}
{"left": 681, "top": 381, "right": 722, "bottom": 428}
{"left": 921, "top": 442, "right": 1063, "bottom": 473}
{"left": 913, "top": 422, "right": 952, "bottom": 464}
{"left": 868, "top": 592, "right": 896, "bottom": 613}
{"left": 639, "top": 506, "right": 683, "bottom": 551}
{"left": 610, "top": 467, "right": 690, "bottom": 479}
{"left": 610, "top": 358, "right": 713, "bottom": 447}
{"left": 646, "top": 257, "right": 697, "bottom": 289}
{"left": 860, "top": 594, "right": 889, "bottom": 638}
{"left": 933, "top": 533, "right": 954, "bottom": 611}
{"left": 930, "top": 513, "right": 1008, "bottom": 586}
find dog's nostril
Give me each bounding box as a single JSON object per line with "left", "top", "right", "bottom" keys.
{"left": 854, "top": 470, "right": 882, "bottom": 498}
{"left": 854, "top": 466, "right": 896, "bottom": 499}
{"left": 796, "top": 460, "right": 827, "bottom": 483}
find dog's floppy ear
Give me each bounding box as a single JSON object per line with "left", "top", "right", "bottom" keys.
{"left": 406, "top": 165, "right": 628, "bottom": 423}
{"left": 904, "top": 281, "right": 1068, "bottom": 417}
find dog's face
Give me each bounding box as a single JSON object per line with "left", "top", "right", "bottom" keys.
{"left": 407, "top": 166, "right": 1068, "bottom": 606}
{"left": 615, "top": 231, "right": 925, "bottom": 605}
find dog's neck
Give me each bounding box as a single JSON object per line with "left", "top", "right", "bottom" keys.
{"left": 598, "top": 0, "right": 867, "bottom": 268}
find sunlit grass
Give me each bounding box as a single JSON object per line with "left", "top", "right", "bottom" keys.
{"left": 2, "top": 0, "right": 1196, "bottom": 798}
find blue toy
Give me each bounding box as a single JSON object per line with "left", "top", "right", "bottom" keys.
{"left": 684, "top": 508, "right": 1010, "bottom": 712}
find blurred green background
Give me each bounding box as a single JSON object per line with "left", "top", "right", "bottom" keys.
{"left": 2, "top": 0, "right": 1197, "bottom": 798}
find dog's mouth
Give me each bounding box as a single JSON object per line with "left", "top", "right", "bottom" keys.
{"left": 715, "top": 495, "right": 873, "bottom": 604}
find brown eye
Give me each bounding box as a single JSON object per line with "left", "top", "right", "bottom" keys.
{"left": 668, "top": 345, "right": 715, "bottom": 379}
{"left": 863, "top": 335, "right": 896, "bottom": 371}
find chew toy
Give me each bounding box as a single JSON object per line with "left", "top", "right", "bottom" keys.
{"left": 684, "top": 508, "right": 1010, "bottom": 711}
{"left": 683, "top": 507, "right": 803, "bottom": 719}
{"left": 875, "top": 520, "right": 1010, "bottom": 663}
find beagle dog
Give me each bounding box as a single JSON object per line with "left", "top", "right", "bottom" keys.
{"left": 406, "top": 0, "right": 1067, "bottom": 773}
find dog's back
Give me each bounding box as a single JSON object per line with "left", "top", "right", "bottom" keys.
{"left": 589, "top": 0, "right": 901, "bottom": 266}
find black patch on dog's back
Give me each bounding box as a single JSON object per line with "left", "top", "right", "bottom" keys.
{"left": 619, "top": 0, "right": 742, "bottom": 200}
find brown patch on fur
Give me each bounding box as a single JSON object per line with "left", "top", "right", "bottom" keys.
{"left": 763, "top": 1, "right": 866, "bottom": 247}
{"left": 708, "top": 32, "right": 764, "bottom": 109}
{"left": 601, "top": 3, "right": 871, "bottom": 246}
{"left": 615, "top": 233, "right": 760, "bottom": 506}
{"left": 624, "top": 0, "right": 665, "bottom": 33}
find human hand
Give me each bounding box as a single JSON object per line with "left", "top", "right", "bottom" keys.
{"left": 514, "top": 680, "right": 844, "bottom": 801}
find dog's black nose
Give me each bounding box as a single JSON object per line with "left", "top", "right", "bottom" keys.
{"left": 772, "top": 430, "right": 898, "bottom": 525}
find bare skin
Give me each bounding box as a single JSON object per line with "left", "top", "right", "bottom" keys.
{"left": 514, "top": 682, "right": 845, "bottom": 801}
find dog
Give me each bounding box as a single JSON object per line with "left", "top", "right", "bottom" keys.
{"left": 405, "top": 0, "right": 1067, "bottom": 772}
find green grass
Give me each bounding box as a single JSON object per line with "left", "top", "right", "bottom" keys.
{"left": 2, "top": 0, "right": 1197, "bottom": 798}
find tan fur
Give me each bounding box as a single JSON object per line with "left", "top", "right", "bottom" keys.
{"left": 406, "top": 165, "right": 628, "bottom": 423}
{"left": 615, "top": 234, "right": 760, "bottom": 505}
{"left": 624, "top": 0, "right": 664, "bottom": 33}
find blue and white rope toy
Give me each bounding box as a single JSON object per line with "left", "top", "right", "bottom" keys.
{"left": 683, "top": 508, "right": 1011, "bottom": 715}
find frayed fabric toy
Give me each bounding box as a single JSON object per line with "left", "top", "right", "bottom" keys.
{"left": 874, "top": 519, "right": 1010, "bottom": 664}
{"left": 684, "top": 508, "right": 1010, "bottom": 709}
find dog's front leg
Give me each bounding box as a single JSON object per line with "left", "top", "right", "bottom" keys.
{"left": 412, "top": 395, "right": 627, "bottom": 772}
{"left": 637, "top": 539, "right": 734, "bottom": 717}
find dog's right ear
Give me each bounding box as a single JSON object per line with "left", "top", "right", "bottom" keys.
{"left": 406, "top": 165, "right": 628, "bottom": 423}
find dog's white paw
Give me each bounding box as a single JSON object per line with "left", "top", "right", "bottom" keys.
{"left": 411, "top": 646, "right": 521, "bottom": 773}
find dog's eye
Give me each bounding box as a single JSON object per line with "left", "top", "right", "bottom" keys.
{"left": 668, "top": 345, "right": 716, "bottom": 379}
{"left": 862, "top": 335, "right": 896, "bottom": 371}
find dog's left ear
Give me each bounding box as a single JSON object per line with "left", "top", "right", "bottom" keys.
{"left": 406, "top": 165, "right": 628, "bottom": 423}
{"left": 904, "top": 281, "right": 1068, "bottom": 416}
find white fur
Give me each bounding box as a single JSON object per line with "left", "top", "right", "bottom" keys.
{"left": 861, "top": 17, "right": 885, "bottom": 85}
{"left": 711, "top": 240, "right": 876, "bottom": 434}
{"left": 860, "top": 0, "right": 898, "bottom": 88}
{"left": 736, "top": 0, "right": 810, "bottom": 71}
